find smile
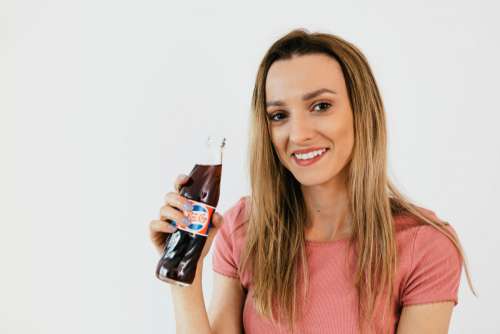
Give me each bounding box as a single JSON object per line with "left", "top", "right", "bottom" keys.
{"left": 292, "top": 148, "right": 329, "bottom": 167}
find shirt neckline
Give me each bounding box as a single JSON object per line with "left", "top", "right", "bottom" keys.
{"left": 305, "top": 236, "right": 351, "bottom": 246}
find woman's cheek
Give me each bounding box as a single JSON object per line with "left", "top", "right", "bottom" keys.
{"left": 271, "top": 135, "right": 288, "bottom": 165}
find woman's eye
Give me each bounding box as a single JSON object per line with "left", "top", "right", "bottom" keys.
{"left": 268, "top": 112, "right": 286, "bottom": 122}
{"left": 312, "top": 102, "right": 332, "bottom": 112}
{"left": 267, "top": 103, "right": 331, "bottom": 122}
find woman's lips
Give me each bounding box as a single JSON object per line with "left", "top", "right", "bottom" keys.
{"left": 292, "top": 149, "right": 329, "bottom": 167}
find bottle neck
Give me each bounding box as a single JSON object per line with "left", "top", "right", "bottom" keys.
{"left": 199, "top": 136, "right": 225, "bottom": 165}
{"left": 199, "top": 148, "right": 222, "bottom": 165}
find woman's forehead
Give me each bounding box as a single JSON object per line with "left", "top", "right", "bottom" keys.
{"left": 265, "top": 54, "right": 345, "bottom": 102}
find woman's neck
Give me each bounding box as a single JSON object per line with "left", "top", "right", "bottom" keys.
{"left": 301, "top": 177, "right": 352, "bottom": 242}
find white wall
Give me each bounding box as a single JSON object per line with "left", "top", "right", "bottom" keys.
{"left": 1, "top": 0, "right": 498, "bottom": 332}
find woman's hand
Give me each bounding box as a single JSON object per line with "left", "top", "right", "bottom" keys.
{"left": 149, "top": 174, "right": 225, "bottom": 261}
{"left": 149, "top": 174, "right": 190, "bottom": 255}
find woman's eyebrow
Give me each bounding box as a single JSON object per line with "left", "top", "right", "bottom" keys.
{"left": 266, "top": 88, "right": 337, "bottom": 107}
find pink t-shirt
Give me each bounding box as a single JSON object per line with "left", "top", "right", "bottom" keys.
{"left": 212, "top": 196, "right": 463, "bottom": 333}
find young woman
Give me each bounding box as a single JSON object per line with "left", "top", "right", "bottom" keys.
{"left": 150, "top": 29, "right": 476, "bottom": 333}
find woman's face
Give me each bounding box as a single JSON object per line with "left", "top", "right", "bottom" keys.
{"left": 265, "top": 53, "right": 354, "bottom": 187}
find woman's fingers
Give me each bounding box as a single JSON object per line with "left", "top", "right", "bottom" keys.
{"left": 173, "top": 174, "right": 190, "bottom": 193}
{"left": 149, "top": 219, "right": 177, "bottom": 254}
{"left": 150, "top": 219, "right": 177, "bottom": 234}
{"left": 159, "top": 202, "right": 188, "bottom": 226}
{"left": 149, "top": 173, "right": 193, "bottom": 255}
{"left": 163, "top": 192, "right": 193, "bottom": 216}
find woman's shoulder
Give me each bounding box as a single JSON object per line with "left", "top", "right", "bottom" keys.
{"left": 393, "top": 206, "right": 461, "bottom": 268}
{"left": 394, "top": 208, "right": 462, "bottom": 277}
{"left": 393, "top": 205, "right": 452, "bottom": 235}
{"left": 394, "top": 208, "right": 463, "bottom": 306}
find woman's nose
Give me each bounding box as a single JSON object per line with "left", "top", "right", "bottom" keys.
{"left": 289, "top": 114, "right": 315, "bottom": 143}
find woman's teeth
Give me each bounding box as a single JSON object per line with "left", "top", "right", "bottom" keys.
{"left": 293, "top": 148, "right": 327, "bottom": 160}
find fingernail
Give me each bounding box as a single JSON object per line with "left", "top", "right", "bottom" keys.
{"left": 170, "top": 219, "right": 177, "bottom": 226}
{"left": 183, "top": 202, "right": 193, "bottom": 211}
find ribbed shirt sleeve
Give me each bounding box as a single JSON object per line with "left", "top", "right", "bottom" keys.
{"left": 211, "top": 197, "right": 245, "bottom": 279}
{"left": 400, "top": 224, "right": 463, "bottom": 306}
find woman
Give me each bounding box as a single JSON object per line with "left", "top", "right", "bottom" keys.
{"left": 149, "top": 29, "right": 476, "bottom": 333}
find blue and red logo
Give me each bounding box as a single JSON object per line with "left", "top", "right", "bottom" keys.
{"left": 178, "top": 200, "right": 214, "bottom": 236}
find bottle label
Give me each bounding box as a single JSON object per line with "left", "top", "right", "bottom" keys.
{"left": 175, "top": 199, "right": 214, "bottom": 237}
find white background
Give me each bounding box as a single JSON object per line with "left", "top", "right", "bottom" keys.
{"left": 1, "top": 0, "right": 499, "bottom": 333}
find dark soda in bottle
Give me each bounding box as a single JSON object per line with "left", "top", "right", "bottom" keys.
{"left": 156, "top": 136, "right": 226, "bottom": 286}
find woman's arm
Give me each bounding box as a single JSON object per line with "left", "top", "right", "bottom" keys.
{"left": 396, "top": 301, "right": 455, "bottom": 334}
{"left": 170, "top": 264, "right": 245, "bottom": 334}
{"left": 208, "top": 272, "right": 245, "bottom": 333}
{"left": 170, "top": 262, "right": 212, "bottom": 334}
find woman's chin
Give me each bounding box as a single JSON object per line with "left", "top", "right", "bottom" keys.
{"left": 294, "top": 174, "right": 332, "bottom": 187}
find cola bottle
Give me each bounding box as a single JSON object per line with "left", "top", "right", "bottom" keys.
{"left": 156, "top": 136, "right": 226, "bottom": 286}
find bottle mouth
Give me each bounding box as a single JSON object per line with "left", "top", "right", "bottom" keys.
{"left": 207, "top": 136, "right": 226, "bottom": 149}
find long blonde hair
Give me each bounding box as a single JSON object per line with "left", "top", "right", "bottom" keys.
{"left": 239, "top": 28, "right": 477, "bottom": 333}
